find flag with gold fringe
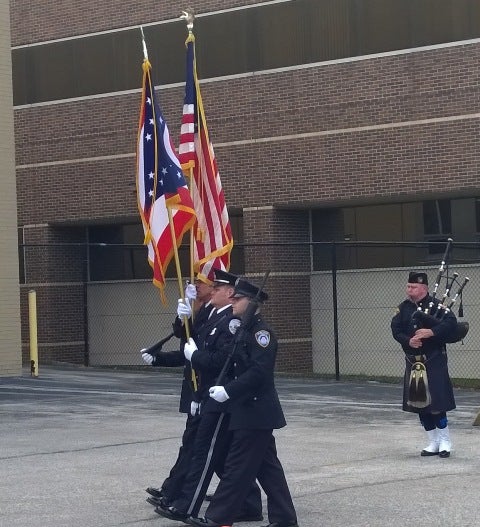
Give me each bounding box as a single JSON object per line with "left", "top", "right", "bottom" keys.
{"left": 136, "top": 58, "right": 196, "bottom": 300}
{"left": 178, "top": 33, "right": 233, "bottom": 284}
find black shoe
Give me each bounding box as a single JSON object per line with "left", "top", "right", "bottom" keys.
{"left": 420, "top": 449, "right": 439, "bottom": 457}
{"left": 235, "top": 512, "right": 264, "bottom": 521}
{"left": 155, "top": 504, "right": 189, "bottom": 523}
{"left": 145, "top": 486, "right": 163, "bottom": 498}
{"left": 146, "top": 495, "right": 169, "bottom": 507}
{"left": 204, "top": 493, "right": 214, "bottom": 502}
{"left": 261, "top": 523, "right": 299, "bottom": 527}
{"left": 439, "top": 450, "right": 451, "bottom": 458}
{"left": 187, "top": 517, "right": 223, "bottom": 527}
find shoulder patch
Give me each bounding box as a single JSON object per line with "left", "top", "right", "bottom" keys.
{"left": 255, "top": 330, "right": 271, "bottom": 348}
{"left": 394, "top": 307, "right": 400, "bottom": 315}
{"left": 229, "top": 318, "right": 241, "bottom": 335}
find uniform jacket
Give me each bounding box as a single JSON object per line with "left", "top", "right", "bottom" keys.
{"left": 391, "top": 294, "right": 457, "bottom": 413}
{"left": 191, "top": 305, "right": 239, "bottom": 413}
{"left": 391, "top": 295, "right": 457, "bottom": 357}
{"left": 153, "top": 302, "right": 215, "bottom": 413}
{"left": 222, "top": 314, "right": 286, "bottom": 431}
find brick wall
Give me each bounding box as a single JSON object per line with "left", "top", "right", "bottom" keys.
{"left": 11, "top": 0, "right": 261, "bottom": 46}
{"left": 20, "top": 284, "right": 86, "bottom": 365}
{"left": 242, "top": 208, "right": 312, "bottom": 371}
{"left": 19, "top": 225, "right": 86, "bottom": 367}
{"left": 15, "top": 43, "right": 480, "bottom": 221}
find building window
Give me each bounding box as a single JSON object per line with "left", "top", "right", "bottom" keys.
{"left": 88, "top": 214, "right": 244, "bottom": 281}
{"left": 423, "top": 199, "right": 452, "bottom": 236}
{"left": 475, "top": 198, "right": 480, "bottom": 233}
{"left": 18, "top": 228, "right": 25, "bottom": 284}
{"left": 88, "top": 224, "right": 153, "bottom": 281}
{"left": 423, "top": 199, "right": 452, "bottom": 255}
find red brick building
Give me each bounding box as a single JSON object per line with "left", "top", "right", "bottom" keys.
{"left": 11, "top": 0, "right": 480, "bottom": 371}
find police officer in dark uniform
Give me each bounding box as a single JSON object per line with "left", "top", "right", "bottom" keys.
{"left": 188, "top": 277, "right": 299, "bottom": 527}
{"left": 391, "top": 271, "right": 457, "bottom": 458}
{"left": 142, "top": 277, "right": 214, "bottom": 505}
{"left": 155, "top": 269, "right": 263, "bottom": 523}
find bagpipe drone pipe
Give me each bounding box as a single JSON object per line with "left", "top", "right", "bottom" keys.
{"left": 411, "top": 238, "right": 470, "bottom": 344}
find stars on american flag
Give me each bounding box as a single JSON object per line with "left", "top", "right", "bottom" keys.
{"left": 136, "top": 58, "right": 196, "bottom": 296}
{"left": 141, "top": 80, "right": 185, "bottom": 203}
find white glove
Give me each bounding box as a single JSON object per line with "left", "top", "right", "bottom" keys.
{"left": 209, "top": 386, "right": 229, "bottom": 403}
{"left": 141, "top": 352, "right": 154, "bottom": 365}
{"left": 177, "top": 298, "right": 192, "bottom": 318}
{"left": 185, "top": 282, "right": 197, "bottom": 301}
{"left": 184, "top": 337, "right": 198, "bottom": 361}
{"left": 190, "top": 401, "right": 201, "bottom": 417}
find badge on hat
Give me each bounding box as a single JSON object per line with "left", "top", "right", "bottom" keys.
{"left": 408, "top": 271, "right": 428, "bottom": 285}
{"left": 213, "top": 268, "right": 238, "bottom": 286}
{"left": 255, "top": 330, "right": 271, "bottom": 348}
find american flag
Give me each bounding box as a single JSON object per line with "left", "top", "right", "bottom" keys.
{"left": 136, "top": 59, "right": 196, "bottom": 299}
{"left": 178, "top": 34, "right": 233, "bottom": 284}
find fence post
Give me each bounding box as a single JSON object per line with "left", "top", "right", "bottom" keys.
{"left": 28, "top": 289, "right": 39, "bottom": 377}
{"left": 83, "top": 240, "right": 90, "bottom": 366}
{"left": 331, "top": 242, "right": 340, "bottom": 381}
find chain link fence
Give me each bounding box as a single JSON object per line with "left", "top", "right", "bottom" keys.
{"left": 18, "top": 241, "right": 480, "bottom": 385}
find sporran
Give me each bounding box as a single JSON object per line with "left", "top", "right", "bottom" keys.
{"left": 407, "top": 361, "right": 431, "bottom": 409}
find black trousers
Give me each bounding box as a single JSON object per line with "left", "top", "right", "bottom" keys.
{"left": 205, "top": 429, "right": 297, "bottom": 526}
{"left": 161, "top": 413, "right": 201, "bottom": 502}
{"left": 172, "top": 412, "right": 262, "bottom": 518}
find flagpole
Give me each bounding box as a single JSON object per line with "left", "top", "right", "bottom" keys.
{"left": 140, "top": 26, "right": 148, "bottom": 61}
{"left": 181, "top": 10, "right": 197, "bottom": 286}
{"left": 177, "top": 13, "right": 199, "bottom": 394}
{"left": 167, "top": 206, "right": 193, "bottom": 344}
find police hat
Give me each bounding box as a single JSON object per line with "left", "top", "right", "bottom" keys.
{"left": 408, "top": 271, "right": 428, "bottom": 285}
{"left": 231, "top": 278, "right": 269, "bottom": 303}
{"left": 212, "top": 268, "right": 237, "bottom": 287}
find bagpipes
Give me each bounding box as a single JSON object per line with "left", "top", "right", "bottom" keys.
{"left": 411, "top": 238, "right": 470, "bottom": 344}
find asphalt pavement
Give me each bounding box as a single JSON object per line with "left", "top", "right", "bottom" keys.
{"left": 0, "top": 366, "right": 479, "bottom": 527}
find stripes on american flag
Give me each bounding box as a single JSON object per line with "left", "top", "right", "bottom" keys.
{"left": 136, "top": 58, "right": 196, "bottom": 300}
{"left": 178, "top": 33, "right": 233, "bottom": 284}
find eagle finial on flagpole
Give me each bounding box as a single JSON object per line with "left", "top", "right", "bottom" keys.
{"left": 180, "top": 8, "right": 195, "bottom": 33}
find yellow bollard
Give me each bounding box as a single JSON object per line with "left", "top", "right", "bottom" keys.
{"left": 28, "top": 290, "right": 39, "bottom": 377}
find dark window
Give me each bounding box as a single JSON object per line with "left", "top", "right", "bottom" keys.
{"left": 13, "top": 0, "right": 480, "bottom": 105}
{"left": 18, "top": 228, "right": 25, "bottom": 284}
{"left": 88, "top": 214, "right": 243, "bottom": 281}
{"left": 228, "top": 211, "right": 245, "bottom": 276}
{"left": 423, "top": 199, "right": 452, "bottom": 236}
{"left": 88, "top": 223, "right": 190, "bottom": 281}
{"left": 475, "top": 198, "right": 480, "bottom": 233}
{"left": 88, "top": 224, "right": 149, "bottom": 281}
{"left": 310, "top": 198, "right": 478, "bottom": 270}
